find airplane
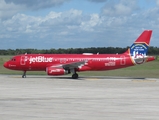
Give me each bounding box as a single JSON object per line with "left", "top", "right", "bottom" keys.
{"left": 3, "top": 30, "right": 155, "bottom": 79}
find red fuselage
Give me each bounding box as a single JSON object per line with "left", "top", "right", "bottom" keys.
{"left": 3, "top": 53, "right": 154, "bottom": 72}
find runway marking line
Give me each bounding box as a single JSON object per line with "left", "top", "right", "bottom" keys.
{"left": 9, "top": 76, "right": 22, "bottom": 78}
{"left": 132, "top": 79, "right": 156, "bottom": 82}
{"left": 86, "top": 78, "right": 99, "bottom": 81}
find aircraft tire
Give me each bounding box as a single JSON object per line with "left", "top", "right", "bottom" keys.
{"left": 22, "top": 71, "right": 26, "bottom": 78}
{"left": 22, "top": 75, "right": 26, "bottom": 78}
{"left": 72, "top": 73, "right": 78, "bottom": 79}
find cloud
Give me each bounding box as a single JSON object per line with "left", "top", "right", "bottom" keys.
{"left": 0, "top": 0, "right": 159, "bottom": 49}
{"left": 0, "top": 0, "right": 25, "bottom": 20}
{"left": 80, "top": 14, "right": 102, "bottom": 32}
{"left": 5, "top": 0, "right": 70, "bottom": 10}
{"left": 156, "top": 0, "right": 159, "bottom": 6}
{"left": 87, "top": 0, "right": 108, "bottom": 3}
{"left": 102, "top": 0, "right": 139, "bottom": 16}
{"left": 0, "top": 0, "right": 70, "bottom": 19}
{"left": 1, "top": 6, "right": 159, "bottom": 49}
{"left": 0, "top": 9, "right": 86, "bottom": 48}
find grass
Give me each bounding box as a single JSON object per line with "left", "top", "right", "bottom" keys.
{"left": 0, "top": 55, "right": 159, "bottom": 78}
{"left": 80, "top": 61, "right": 159, "bottom": 78}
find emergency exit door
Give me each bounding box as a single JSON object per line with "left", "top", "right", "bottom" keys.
{"left": 20, "top": 56, "right": 27, "bottom": 65}
{"left": 120, "top": 56, "right": 126, "bottom": 65}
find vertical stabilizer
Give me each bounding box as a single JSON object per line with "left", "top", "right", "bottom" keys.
{"left": 124, "top": 30, "right": 152, "bottom": 56}
{"left": 124, "top": 30, "right": 153, "bottom": 64}
{"left": 130, "top": 30, "right": 152, "bottom": 57}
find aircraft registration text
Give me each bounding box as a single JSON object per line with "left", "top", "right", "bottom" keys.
{"left": 105, "top": 62, "right": 116, "bottom": 66}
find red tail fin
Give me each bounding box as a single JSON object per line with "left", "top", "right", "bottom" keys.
{"left": 124, "top": 30, "right": 152, "bottom": 55}
{"left": 134, "top": 30, "right": 152, "bottom": 45}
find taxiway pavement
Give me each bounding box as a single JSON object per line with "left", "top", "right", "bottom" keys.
{"left": 0, "top": 75, "right": 159, "bottom": 120}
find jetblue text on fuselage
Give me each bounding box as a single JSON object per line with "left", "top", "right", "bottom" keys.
{"left": 29, "top": 56, "right": 53, "bottom": 64}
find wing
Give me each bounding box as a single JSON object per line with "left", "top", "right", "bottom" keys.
{"left": 62, "top": 61, "right": 86, "bottom": 69}
{"left": 48, "top": 61, "right": 87, "bottom": 70}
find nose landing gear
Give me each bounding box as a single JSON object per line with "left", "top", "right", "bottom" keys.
{"left": 22, "top": 71, "right": 26, "bottom": 78}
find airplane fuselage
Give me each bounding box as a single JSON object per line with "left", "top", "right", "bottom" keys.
{"left": 4, "top": 53, "right": 136, "bottom": 72}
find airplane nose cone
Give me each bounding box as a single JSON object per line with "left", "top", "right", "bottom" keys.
{"left": 3, "top": 62, "right": 8, "bottom": 68}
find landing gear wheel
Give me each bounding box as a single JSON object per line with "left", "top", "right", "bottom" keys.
{"left": 72, "top": 73, "right": 78, "bottom": 79}
{"left": 22, "top": 71, "right": 26, "bottom": 78}
{"left": 22, "top": 75, "right": 26, "bottom": 78}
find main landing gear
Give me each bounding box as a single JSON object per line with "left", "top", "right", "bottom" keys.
{"left": 72, "top": 73, "right": 78, "bottom": 79}
{"left": 22, "top": 71, "right": 26, "bottom": 78}
{"left": 71, "top": 68, "right": 78, "bottom": 79}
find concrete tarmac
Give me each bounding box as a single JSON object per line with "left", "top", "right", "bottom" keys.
{"left": 0, "top": 75, "right": 159, "bottom": 120}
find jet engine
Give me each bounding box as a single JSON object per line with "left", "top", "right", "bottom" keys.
{"left": 46, "top": 67, "right": 69, "bottom": 76}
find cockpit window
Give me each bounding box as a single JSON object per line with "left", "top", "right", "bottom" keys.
{"left": 10, "top": 58, "right": 16, "bottom": 61}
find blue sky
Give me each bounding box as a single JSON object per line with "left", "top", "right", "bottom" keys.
{"left": 0, "top": 0, "right": 159, "bottom": 49}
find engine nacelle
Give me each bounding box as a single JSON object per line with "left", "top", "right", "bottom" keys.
{"left": 47, "top": 67, "right": 68, "bottom": 76}
{"left": 77, "top": 66, "right": 91, "bottom": 71}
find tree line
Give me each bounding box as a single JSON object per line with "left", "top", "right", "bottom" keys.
{"left": 0, "top": 46, "right": 158, "bottom": 55}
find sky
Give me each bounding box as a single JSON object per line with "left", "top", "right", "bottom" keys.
{"left": 0, "top": 0, "right": 159, "bottom": 49}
